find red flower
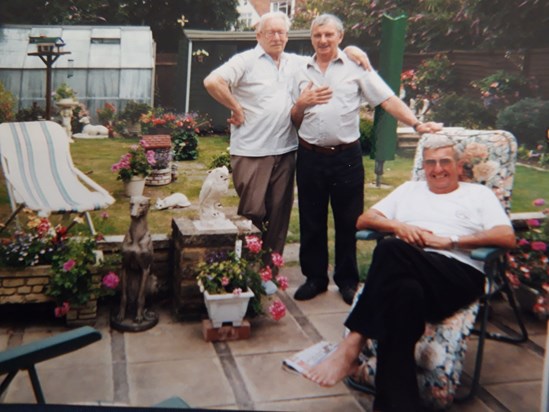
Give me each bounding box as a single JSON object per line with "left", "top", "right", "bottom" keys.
{"left": 260, "top": 266, "right": 273, "bottom": 281}
{"left": 276, "top": 275, "right": 289, "bottom": 291}
{"left": 271, "top": 252, "right": 284, "bottom": 268}
{"left": 102, "top": 272, "right": 120, "bottom": 289}
{"left": 245, "top": 235, "right": 263, "bottom": 254}
{"left": 531, "top": 241, "right": 547, "bottom": 252}
{"left": 54, "top": 302, "right": 70, "bottom": 318}
{"left": 63, "top": 259, "right": 76, "bottom": 272}
{"left": 268, "top": 300, "right": 286, "bottom": 321}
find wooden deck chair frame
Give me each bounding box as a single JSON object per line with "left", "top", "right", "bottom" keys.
{"left": 0, "top": 121, "right": 115, "bottom": 235}
{"left": 355, "top": 129, "right": 528, "bottom": 406}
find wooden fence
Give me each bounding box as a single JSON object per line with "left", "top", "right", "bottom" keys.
{"left": 154, "top": 47, "right": 549, "bottom": 112}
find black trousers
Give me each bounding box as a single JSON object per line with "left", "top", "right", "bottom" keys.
{"left": 296, "top": 142, "right": 364, "bottom": 289}
{"left": 345, "top": 238, "right": 485, "bottom": 412}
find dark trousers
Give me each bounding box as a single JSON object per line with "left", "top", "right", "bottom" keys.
{"left": 345, "top": 238, "right": 485, "bottom": 412}
{"left": 296, "top": 142, "right": 364, "bottom": 289}
{"left": 231, "top": 152, "right": 295, "bottom": 255}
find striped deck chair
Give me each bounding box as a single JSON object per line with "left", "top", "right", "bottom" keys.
{"left": 0, "top": 121, "right": 115, "bottom": 234}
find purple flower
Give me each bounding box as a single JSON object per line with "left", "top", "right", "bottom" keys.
{"left": 63, "top": 259, "right": 76, "bottom": 272}
{"left": 102, "top": 271, "right": 120, "bottom": 289}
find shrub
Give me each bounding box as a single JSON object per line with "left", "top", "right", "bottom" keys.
{"left": 359, "top": 117, "right": 375, "bottom": 155}
{"left": 209, "top": 148, "right": 231, "bottom": 172}
{"left": 403, "top": 54, "right": 457, "bottom": 103}
{"left": 0, "top": 81, "right": 15, "bottom": 123}
{"left": 427, "top": 93, "right": 494, "bottom": 129}
{"left": 496, "top": 98, "right": 549, "bottom": 148}
{"left": 471, "top": 70, "right": 537, "bottom": 114}
{"left": 15, "top": 102, "right": 46, "bottom": 121}
{"left": 118, "top": 100, "right": 152, "bottom": 124}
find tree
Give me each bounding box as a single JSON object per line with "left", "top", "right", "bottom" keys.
{"left": 292, "top": 0, "right": 549, "bottom": 52}
{"left": 0, "top": 0, "right": 239, "bottom": 52}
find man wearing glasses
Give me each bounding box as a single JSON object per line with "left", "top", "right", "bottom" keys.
{"left": 203, "top": 11, "right": 369, "bottom": 261}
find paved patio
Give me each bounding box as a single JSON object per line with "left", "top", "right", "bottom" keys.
{"left": 0, "top": 244, "right": 546, "bottom": 411}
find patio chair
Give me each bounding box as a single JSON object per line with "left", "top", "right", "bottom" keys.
{"left": 0, "top": 326, "right": 102, "bottom": 404}
{"left": 350, "top": 129, "right": 528, "bottom": 409}
{"left": 0, "top": 121, "right": 115, "bottom": 235}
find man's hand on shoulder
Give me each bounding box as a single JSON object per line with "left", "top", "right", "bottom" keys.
{"left": 343, "top": 46, "right": 371, "bottom": 71}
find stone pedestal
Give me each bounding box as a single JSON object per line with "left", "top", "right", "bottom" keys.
{"left": 171, "top": 217, "right": 260, "bottom": 321}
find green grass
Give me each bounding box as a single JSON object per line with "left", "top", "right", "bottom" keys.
{"left": 0, "top": 136, "right": 547, "bottom": 277}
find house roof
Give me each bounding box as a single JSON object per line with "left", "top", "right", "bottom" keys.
{"left": 183, "top": 29, "right": 310, "bottom": 41}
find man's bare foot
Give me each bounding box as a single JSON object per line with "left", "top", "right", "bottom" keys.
{"left": 304, "top": 332, "right": 365, "bottom": 387}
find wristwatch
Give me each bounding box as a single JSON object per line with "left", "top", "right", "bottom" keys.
{"left": 450, "top": 235, "right": 460, "bottom": 250}
{"left": 412, "top": 121, "right": 423, "bottom": 132}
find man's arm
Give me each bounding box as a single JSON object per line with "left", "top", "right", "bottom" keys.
{"left": 343, "top": 46, "right": 371, "bottom": 70}
{"left": 380, "top": 95, "right": 442, "bottom": 134}
{"left": 423, "top": 225, "right": 516, "bottom": 250}
{"left": 357, "top": 208, "right": 516, "bottom": 250}
{"left": 357, "top": 208, "right": 432, "bottom": 248}
{"left": 203, "top": 73, "right": 245, "bottom": 126}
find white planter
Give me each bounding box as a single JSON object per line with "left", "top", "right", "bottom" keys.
{"left": 203, "top": 290, "right": 254, "bottom": 328}
{"left": 124, "top": 176, "right": 146, "bottom": 197}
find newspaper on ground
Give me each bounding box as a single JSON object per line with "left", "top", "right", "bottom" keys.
{"left": 282, "top": 340, "right": 338, "bottom": 375}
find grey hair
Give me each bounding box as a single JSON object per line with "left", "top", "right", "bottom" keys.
{"left": 256, "top": 12, "right": 291, "bottom": 33}
{"left": 311, "top": 13, "right": 344, "bottom": 34}
{"left": 422, "top": 134, "right": 461, "bottom": 158}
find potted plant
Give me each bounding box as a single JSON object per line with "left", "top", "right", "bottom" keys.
{"left": 111, "top": 141, "right": 156, "bottom": 196}
{"left": 0, "top": 210, "right": 119, "bottom": 325}
{"left": 53, "top": 83, "right": 77, "bottom": 105}
{"left": 118, "top": 100, "right": 152, "bottom": 135}
{"left": 506, "top": 198, "right": 549, "bottom": 319}
{"left": 192, "top": 49, "right": 209, "bottom": 63}
{"left": 196, "top": 235, "right": 288, "bottom": 327}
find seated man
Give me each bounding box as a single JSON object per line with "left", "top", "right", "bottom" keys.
{"left": 303, "top": 134, "right": 516, "bottom": 412}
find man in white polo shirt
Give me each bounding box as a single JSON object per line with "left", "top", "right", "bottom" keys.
{"left": 203, "top": 11, "right": 369, "bottom": 261}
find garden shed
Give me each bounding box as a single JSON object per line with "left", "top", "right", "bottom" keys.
{"left": 0, "top": 24, "right": 155, "bottom": 122}
{"left": 177, "top": 29, "right": 313, "bottom": 131}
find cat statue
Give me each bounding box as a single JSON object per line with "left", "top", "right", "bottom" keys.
{"left": 155, "top": 193, "right": 191, "bottom": 210}
{"left": 199, "top": 166, "right": 230, "bottom": 221}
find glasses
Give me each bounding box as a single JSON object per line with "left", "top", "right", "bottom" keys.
{"left": 262, "top": 30, "right": 287, "bottom": 39}
{"left": 423, "top": 158, "right": 454, "bottom": 168}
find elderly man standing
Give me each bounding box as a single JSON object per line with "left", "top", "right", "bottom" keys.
{"left": 203, "top": 12, "right": 369, "bottom": 260}
{"left": 303, "top": 134, "right": 516, "bottom": 412}
{"left": 291, "top": 14, "right": 442, "bottom": 304}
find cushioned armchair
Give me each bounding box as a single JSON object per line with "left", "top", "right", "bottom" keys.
{"left": 350, "top": 129, "right": 528, "bottom": 409}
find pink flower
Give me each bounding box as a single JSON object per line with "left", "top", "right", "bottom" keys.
{"left": 146, "top": 150, "right": 156, "bottom": 166}
{"left": 527, "top": 219, "right": 540, "bottom": 228}
{"left": 54, "top": 302, "right": 70, "bottom": 318}
{"left": 63, "top": 259, "right": 76, "bottom": 272}
{"left": 531, "top": 241, "right": 547, "bottom": 252}
{"left": 102, "top": 272, "right": 120, "bottom": 289}
{"left": 221, "top": 276, "right": 230, "bottom": 286}
{"left": 271, "top": 252, "right": 284, "bottom": 268}
{"left": 533, "top": 198, "right": 546, "bottom": 207}
{"left": 260, "top": 266, "right": 273, "bottom": 282}
{"left": 517, "top": 238, "right": 530, "bottom": 247}
{"left": 245, "top": 235, "right": 263, "bottom": 254}
{"left": 232, "top": 288, "right": 242, "bottom": 296}
{"left": 100, "top": 211, "right": 109, "bottom": 219}
{"left": 276, "top": 275, "right": 289, "bottom": 291}
{"left": 268, "top": 300, "right": 286, "bottom": 321}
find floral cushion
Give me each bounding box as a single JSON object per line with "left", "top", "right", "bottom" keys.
{"left": 412, "top": 129, "right": 517, "bottom": 213}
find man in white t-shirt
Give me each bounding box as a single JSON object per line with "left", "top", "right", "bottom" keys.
{"left": 302, "top": 134, "right": 516, "bottom": 412}
{"left": 203, "top": 11, "right": 370, "bottom": 259}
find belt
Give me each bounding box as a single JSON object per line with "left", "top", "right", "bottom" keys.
{"left": 298, "top": 138, "right": 359, "bottom": 155}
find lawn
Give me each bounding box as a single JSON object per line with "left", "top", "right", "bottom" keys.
{"left": 0, "top": 134, "right": 547, "bottom": 276}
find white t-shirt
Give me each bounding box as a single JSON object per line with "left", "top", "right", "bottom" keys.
{"left": 372, "top": 181, "right": 512, "bottom": 272}
{"left": 211, "top": 45, "right": 307, "bottom": 157}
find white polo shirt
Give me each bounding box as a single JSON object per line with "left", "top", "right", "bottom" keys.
{"left": 292, "top": 49, "right": 394, "bottom": 147}
{"left": 211, "top": 45, "right": 307, "bottom": 157}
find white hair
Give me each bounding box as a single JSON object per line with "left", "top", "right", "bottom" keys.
{"left": 422, "top": 134, "right": 460, "bottom": 158}
{"left": 256, "top": 12, "right": 291, "bottom": 33}
{"left": 311, "top": 13, "right": 344, "bottom": 34}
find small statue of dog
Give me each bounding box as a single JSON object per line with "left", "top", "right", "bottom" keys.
{"left": 199, "top": 166, "right": 229, "bottom": 221}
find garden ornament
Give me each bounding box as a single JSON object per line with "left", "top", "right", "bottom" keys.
{"left": 155, "top": 193, "right": 191, "bottom": 210}
{"left": 112, "top": 195, "right": 158, "bottom": 332}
